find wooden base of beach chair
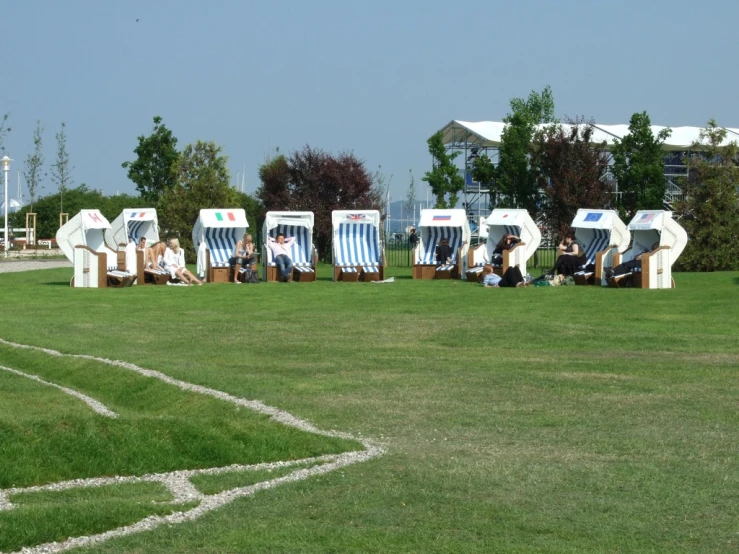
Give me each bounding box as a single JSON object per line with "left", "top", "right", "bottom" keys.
{"left": 209, "top": 267, "right": 231, "bottom": 283}
{"left": 413, "top": 265, "right": 437, "bottom": 280}
{"left": 362, "top": 269, "right": 380, "bottom": 282}
{"left": 574, "top": 272, "right": 595, "bottom": 286}
{"left": 294, "top": 267, "right": 316, "bottom": 282}
{"left": 340, "top": 270, "right": 359, "bottom": 282}
{"left": 606, "top": 273, "right": 631, "bottom": 288}
{"left": 107, "top": 272, "right": 135, "bottom": 288}
{"left": 465, "top": 269, "right": 484, "bottom": 282}
{"left": 435, "top": 268, "right": 453, "bottom": 279}
{"left": 144, "top": 270, "right": 170, "bottom": 285}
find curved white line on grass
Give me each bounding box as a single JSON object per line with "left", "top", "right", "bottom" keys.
{"left": 0, "top": 365, "right": 118, "bottom": 419}
{"left": 0, "top": 337, "right": 384, "bottom": 554}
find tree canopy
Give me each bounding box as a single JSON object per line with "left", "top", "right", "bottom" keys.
{"left": 258, "top": 146, "right": 379, "bottom": 260}
{"left": 474, "top": 85, "right": 556, "bottom": 215}
{"left": 421, "top": 131, "right": 464, "bottom": 208}
{"left": 611, "top": 111, "right": 671, "bottom": 219}
{"left": 122, "top": 116, "right": 179, "bottom": 203}
{"left": 674, "top": 120, "right": 739, "bottom": 271}
{"left": 11, "top": 185, "right": 148, "bottom": 240}
{"left": 531, "top": 118, "right": 612, "bottom": 236}
{"left": 158, "top": 140, "right": 240, "bottom": 260}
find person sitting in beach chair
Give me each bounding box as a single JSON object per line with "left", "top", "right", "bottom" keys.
{"left": 267, "top": 233, "right": 296, "bottom": 282}
{"left": 163, "top": 238, "right": 203, "bottom": 286}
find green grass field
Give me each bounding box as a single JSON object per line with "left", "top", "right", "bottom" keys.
{"left": 0, "top": 264, "right": 737, "bottom": 553}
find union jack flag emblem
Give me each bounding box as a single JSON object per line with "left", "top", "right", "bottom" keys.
{"left": 347, "top": 214, "right": 366, "bottom": 220}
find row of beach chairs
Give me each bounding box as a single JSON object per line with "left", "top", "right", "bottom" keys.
{"left": 55, "top": 207, "right": 687, "bottom": 289}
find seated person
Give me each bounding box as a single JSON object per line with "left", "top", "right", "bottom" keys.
{"left": 138, "top": 237, "right": 164, "bottom": 271}
{"left": 481, "top": 264, "right": 528, "bottom": 288}
{"left": 230, "top": 233, "right": 258, "bottom": 284}
{"left": 492, "top": 233, "right": 520, "bottom": 263}
{"left": 267, "top": 233, "right": 296, "bottom": 282}
{"left": 162, "top": 238, "right": 203, "bottom": 285}
{"left": 606, "top": 242, "right": 660, "bottom": 281}
{"left": 435, "top": 238, "right": 454, "bottom": 265}
{"left": 549, "top": 230, "right": 586, "bottom": 277}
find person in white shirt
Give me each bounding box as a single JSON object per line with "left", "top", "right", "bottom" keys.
{"left": 267, "top": 233, "right": 296, "bottom": 282}
{"left": 162, "top": 238, "right": 203, "bottom": 285}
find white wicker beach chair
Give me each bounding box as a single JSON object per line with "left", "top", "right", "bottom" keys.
{"left": 262, "top": 212, "right": 317, "bottom": 282}
{"left": 467, "top": 209, "right": 540, "bottom": 281}
{"left": 412, "top": 209, "right": 470, "bottom": 280}
{"left": 568, "top": 209, "right": 630, "bottom": 285}
{"left": 332, "top": 210, "right": 385, "bottom": 282}
{"left": 192, "top": 209, "right": 249, "bottom": 284}
{"left": 607, "top": 210, "right": 688, "bottom": 289}
{"left": 56, "top": 209, "right": 135, "bottom": 288}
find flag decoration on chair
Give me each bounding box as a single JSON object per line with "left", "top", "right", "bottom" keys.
{"left": 215, "top": 212, "right": 236, "bottom": 222}
{"left": 584, "top": 212, "right": 603, "bottom": 222}
{"left": 346, "top": 214, "right": 366, "bottom": 221}
{"left": 432, "top": 215, "right": 452, "bottom": 221}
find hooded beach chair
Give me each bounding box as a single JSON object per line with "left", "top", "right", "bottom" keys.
{"left": 467, "top": 209, "right": 540, "bottom": 281}
{"left": 192, "top": 209, "right": 248, "bottom": 283}
{"left": 56, "top": 209, "right": 135, "bottom": 288}
{"left": 413, "top": 209, "right": 470, "bottom": 280}
{"left": 607, "top": 210, "right": 688, "bottom": 289}
{"left": 105, "top": 208, "right": 169, "bottom": 285}
{"left": 262, "top": 211, "right": 317, "bottom": 282}
{"left": 568, "top": 209, "right": 630, "bottom": 285}
{"left": 332, "top": 210, "right": 385, "bottom": 282}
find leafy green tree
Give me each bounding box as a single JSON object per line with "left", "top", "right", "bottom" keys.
{"left": 530, "top": 118, "right": 612, "bottom": 235}
{"left": 674, "top": 120, "right": 739, "bottom": 271}
{"left": 122, "top": 116, "right": 179, "bottom": 202}
{"left": 236, "top": 191, "right": 264, "bottom": 239}
{"left": 495, "top": 86, "right": 556, "bottom": 215}
{"left": 611, "top": 111, "right": 671, "bottom": 219}
{"left": 50, "top": 122, "right": 74, "bottom": 215}
{"left": 23, "top": 120, "right": 45, "bottom": 214}
{"left": 158, "top": 140, "right": 239, "bottom": 260}
{"left": 422, "top": 131, "right": 464, "bottom": 208}
{"left": 12, "top": 185, "right": 148, "bottom": 239}
{"left": 258, "top": 146, "right": 379, "bottom": 260}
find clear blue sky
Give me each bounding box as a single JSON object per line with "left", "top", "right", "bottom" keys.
{"left": 1, "top": 0, "right": 737, "bottom": 204}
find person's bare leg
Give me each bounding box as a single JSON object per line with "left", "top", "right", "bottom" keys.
{"left": 176, "top": 267, "right": 191, "bottom": 284}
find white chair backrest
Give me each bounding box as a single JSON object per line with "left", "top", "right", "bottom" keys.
{"left": 332, "top": 210, "right": 383, "bottom": 266}
{"left": 263, "top": 212, "right": 314, "bottom": 266}
{"left": 484, "top": 209, "right": 541, "bottom": 262}
{"left": 106, "top": 208, "right": 159, "bottom": 250}
{"left": 56, "top": 209, "right": 113, "bottom": 264}
{"left": 625, "top": 210, "right": 687, "bottom": 265}
{"left": 570, "top": 209, "right": 630, "bottom": 264}
{"left": 192, "top": 209, "right": 248, "bottom": 268}
{"left": 416, "top": 209, "right": 470, "bottom": 264}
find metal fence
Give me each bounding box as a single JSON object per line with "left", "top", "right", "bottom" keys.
{"left": 382, "top": 232, "right": 557, "bottom": 274}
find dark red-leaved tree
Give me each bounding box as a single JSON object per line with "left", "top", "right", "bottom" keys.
{"left": 531, "top": 118, "right": 612, "bottom": 236}
{"left": 258, "top": 146, "right": 381, "bottom": 260}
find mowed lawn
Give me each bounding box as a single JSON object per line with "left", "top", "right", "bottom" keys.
{"left": 0, "top": 264, "right": 737, "bottom": 553}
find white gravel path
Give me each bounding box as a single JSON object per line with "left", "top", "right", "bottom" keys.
{"left": 0, "top": 337, "right": 384, "bottom": 554}
{"left": 0, "top": 365, "right": 118, "bottom": 419}
{"left": 0, "top": 260, "right": 71, "bottom": 274}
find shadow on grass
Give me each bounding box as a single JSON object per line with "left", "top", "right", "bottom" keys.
{"left": 733, "top": 276, "right": 739, "bottom": 286}
{"left": 42, "top": 281, "right": 71, "bottom": 287}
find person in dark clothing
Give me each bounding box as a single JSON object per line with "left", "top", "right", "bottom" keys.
{"left": 408, "top": 228, "right": 419, "bottom": 249}
{"left": 551, "top": 230, "right": 586, "bottom": 277}
{"left": 435, "top": 238, "right": 454, "bottom": 264}
{"left": 481, "top": 264, "right": 528, "bottom": 288}
{"left": 493, "top": 233, "right": 520, "bottom": 255}
{"left": 605, "top": 242, "right": 660, "bottom": 283}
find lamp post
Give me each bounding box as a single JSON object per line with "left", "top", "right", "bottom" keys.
{"left": 2, "top": 156, "right": 11, "bottom": 258}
